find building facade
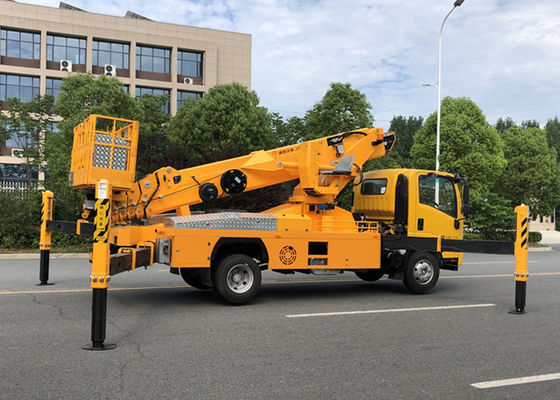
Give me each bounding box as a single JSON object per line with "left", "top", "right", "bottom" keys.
{"left": 0, "top": 0, "right": 251, "bottom": 189}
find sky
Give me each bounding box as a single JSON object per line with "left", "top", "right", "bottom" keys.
{"left": 17, "top": 0, "right": 560, "bottom": 130}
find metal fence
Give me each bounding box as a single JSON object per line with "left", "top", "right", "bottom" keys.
{"left": 0, "top": 179, "right": 40, "bottom": 191}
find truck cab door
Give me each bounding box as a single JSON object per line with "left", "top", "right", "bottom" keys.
{"left": 412, "top": 173, "right": 463, "bottom": 242}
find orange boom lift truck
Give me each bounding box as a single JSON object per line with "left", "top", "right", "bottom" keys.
{"left": 39, "top": 115, "right": 526, "bottom": 350}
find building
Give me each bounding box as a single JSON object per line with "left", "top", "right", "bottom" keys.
{"left": 0, "top": 0, "right": 251, "bottom": 189}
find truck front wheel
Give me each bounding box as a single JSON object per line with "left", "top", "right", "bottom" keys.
{"left": 403, "top": 252, "right": 439, "bottom": 294}
{"left": 212, "top": 254, "right": 262, "bottom": 304}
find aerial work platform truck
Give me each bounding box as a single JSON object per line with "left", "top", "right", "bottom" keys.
{"left": 39, "top": 114, "right": 528, "bottom": 350}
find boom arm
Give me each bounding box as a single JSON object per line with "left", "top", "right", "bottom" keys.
{"left": 114, "top": 129, "right": 394, "bottom": 221}
{"left": 68, "top": 115, "right": 395, "bottom": 222}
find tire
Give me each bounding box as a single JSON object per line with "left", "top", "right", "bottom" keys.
{"left": 180, "top": 268, "right": 212, "bottom": 290}
{"left": 354, "top": 269, "right": 384, "bottom": 282}
{"left": 403, "top": 252, "right": 439, "bottom": 294}
{"left": 212, "top": 254, "right": 262, "bottom": 304}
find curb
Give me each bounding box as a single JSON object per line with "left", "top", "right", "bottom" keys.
{"left": 0, "top": 253, "right": 89, "bottom": 260}
{"left": 529, "top": 246, "right": 553, "bottom": 252}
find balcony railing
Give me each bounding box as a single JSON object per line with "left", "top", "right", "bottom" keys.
{"left": 0, "top": 178, "right": 39, "bottom": 191}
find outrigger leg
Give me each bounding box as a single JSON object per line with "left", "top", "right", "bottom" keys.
{"left": 83, "top": 180, "right": 116, "bottom": 350}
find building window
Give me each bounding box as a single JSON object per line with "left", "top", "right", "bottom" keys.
{"left": 1, "top": 28, "right": 40, "bottom": 59}
{"left": 177, "top": 90, "right": 202, "bottom": 109}
{"left": 92, "top": 40, "right": 129, "bottom": 69}
{"left": 0, "top": 74, "right": 39, "bottom": 103}
{"left": 136, "top": 45, "right": 170, "bottom": 73}
{"left": 0, "top": 163, "right": 39, "bottom": 187}
{"left": 135, "top": 86, "right": 170, "bottom": 113}
{"left": 123, "top": 85, "right": 129, "bottom": 94}
{"left": 45, "top": 78, "right": 63, "bottom": 102}
{"left": 46, "top": 34, "right": 86, "bottom": 64}
{"left": 178, "top": 50, "right": 203, "bottom": 77}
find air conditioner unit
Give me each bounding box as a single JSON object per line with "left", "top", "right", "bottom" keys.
{"left": 11, "top": 148, "right": 23, "bottom": 157}
{"left": 183, "top": 77, "right": 194, "bottom": 85}
{"left": 60, "top": 60, "right": 72, "bottom": 72}
{"left": 104, "top": 64, "right": 116, "bottom": 77}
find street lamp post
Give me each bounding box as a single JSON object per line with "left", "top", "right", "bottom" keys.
{"left": 435, "top": 0, "right": 465, "bottom": 171}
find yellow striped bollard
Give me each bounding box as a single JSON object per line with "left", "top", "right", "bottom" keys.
{"left": 511, "top": 204, "right": 529, "bottom": 314}
{"left": 38, "top": 191, "right": 54, "bottom": 285}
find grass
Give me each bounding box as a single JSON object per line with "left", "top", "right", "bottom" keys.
{"left": 0, "top": 244, "right": 90, "bottom": 254}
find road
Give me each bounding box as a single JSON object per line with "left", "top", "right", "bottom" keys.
{"left": 1, "top": 249, "right": 559, "bottom": 399}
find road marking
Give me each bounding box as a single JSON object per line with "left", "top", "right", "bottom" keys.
{"left": 472, "top": 373, "right": 560, "bottom": 389}
{"left": 1, "top": 272, "right": 559, "bottom": 296}
{"left": 462, "top": 260, "right": 538, "bottom": 265}
{"left": 286, "top": 303, "right": 496, "bottom": 318}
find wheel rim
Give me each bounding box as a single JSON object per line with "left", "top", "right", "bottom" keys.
{"left": 412, "top": 260, "right": 434, "bottom": 285}
{"left": 226, "top": 263, "right": 254, "bottom": 294}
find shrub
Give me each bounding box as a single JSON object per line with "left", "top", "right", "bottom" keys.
{"left": 528, "top": 231, "right": 542, "bottom": 244}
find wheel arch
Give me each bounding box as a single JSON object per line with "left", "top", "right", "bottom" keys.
{"left": 211, "top": 237, "right": 269, "bottom": 267}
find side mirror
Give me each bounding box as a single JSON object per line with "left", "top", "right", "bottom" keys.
{"left": 461, "top": 179, "right": 469, "bottom": 218}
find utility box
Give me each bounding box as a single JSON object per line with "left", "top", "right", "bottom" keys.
{"left": 69, "top": 115, "right": 139, "bottom": 191}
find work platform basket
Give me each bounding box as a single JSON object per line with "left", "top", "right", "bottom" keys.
{"left": 69, "top": 115, "right": 139, "bottom": 191}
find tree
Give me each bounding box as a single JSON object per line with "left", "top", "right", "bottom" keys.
{"left": 388, "top": 115, "right": 423, "bottom": 167}
{"left": 135, "top": 94, "right": 171, "bottom": 177}
{"left": 521, "top": 120, "right": 540, "bottom": 129}
{"left": 497, "top": 125, "right": 560, "bottom": 216}
{"left": 302, "top": 83, "right": 374, "bottom": 141}
{"left": 545, "top": 116, "right": 560, "bottom": 157}
{"left": 271, "top": 113, "right": 305, "bottom": 147}
{"left": 411, "top": 97, "right": 510, "bottom": 236}
{"left": 45, "top": 73, "right": 140, "bottom": 219}
{"left": 495, "top": 117, "right": 514, "bottom": 134}
{"left": 167, "top": 82, "right": 275, "bottom": 168}
{"left": 0, "top": 96, "right": 55, "bottom": 189}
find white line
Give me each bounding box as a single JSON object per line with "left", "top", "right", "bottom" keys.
{"left": 462, "top": 260, "right": 537, "bottom": 265}
{"left": 472, "top": 373, "right": 560, "bottom": 389}
{"left": 286, "top": 303, "right": 496, "bottom": 318}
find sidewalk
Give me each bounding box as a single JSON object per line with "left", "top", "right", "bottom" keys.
{"left": 0, "top": 252, "right": 88, "bottom": 260}
{"left": 538, "top": 230, "right": 560, "bottom": 245}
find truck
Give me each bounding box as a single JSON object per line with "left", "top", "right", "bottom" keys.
{"left": 39, "top": 114, "right": 525, "bottom": 350}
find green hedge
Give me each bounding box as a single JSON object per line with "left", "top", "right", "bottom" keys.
{"left": 0, "top": 190, "right": 88, "bottom": 249}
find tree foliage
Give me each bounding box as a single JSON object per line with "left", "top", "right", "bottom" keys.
{"left": 545, "top": 116, "right": 560, "bottom": 157}
{"left": 497, "top": 125, "right": 560, "bottom": 215}
{"left": 168, "top": 83, "right": 275, "bottom": 168}
{"left": 302, "top": 83, "right": 374, "bottom": 140}
{"left": 388, "top": 115, "right": 423, "bottom": 167}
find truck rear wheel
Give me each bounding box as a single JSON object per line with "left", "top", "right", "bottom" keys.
{"left": 212, "top": 254, "right": 261, "bottom": 304}
{"left": 403, "top": 252, "right": 439, "bottom": 294}
{"left": 354, "top": 270, "right": 384, "bottom": 282}
{"left": 180, "top": 268, "right": 212, "bottom": 290}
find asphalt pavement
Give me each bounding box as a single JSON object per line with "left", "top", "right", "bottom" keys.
{"left": 1, "top": 250, "right": 559, "bottom": 399}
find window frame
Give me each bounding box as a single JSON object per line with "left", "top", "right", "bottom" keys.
{"left": 46, "top": 34, "right": 87, "bottom": 64}
{"left": 92, "top": 39, "right": 130, "bottom": 69}
{"left": 360, "top": 178, "right": 388, "bottom": 196}
{"left": 0, "top": 73, "right": 40, "bottom": 103}
{"left": 177, "top": 49, "right": 203, "bottom": 77}
{"left": 418, "top": 174, "right": 458, "bottom": 218}
{"left": 0, "top": 28, "right": 41, "bottom": 60}
{"left": 135, "top": 44, "right": 171, "bottom": 74}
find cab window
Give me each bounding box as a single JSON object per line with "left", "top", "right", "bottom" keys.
{"left": 418, "top": 175, "right": 457, "bottom": 218}
{"left": 361, "top": 178, "right": 387, "bottom": 195}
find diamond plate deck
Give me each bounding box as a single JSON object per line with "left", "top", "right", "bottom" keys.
{"left": 164, "top": 212, "right": 278, "bottom": 231}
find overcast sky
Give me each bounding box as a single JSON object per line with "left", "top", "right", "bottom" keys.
{"left": 19, "top": 0, "right": 560, "bottom": 130}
